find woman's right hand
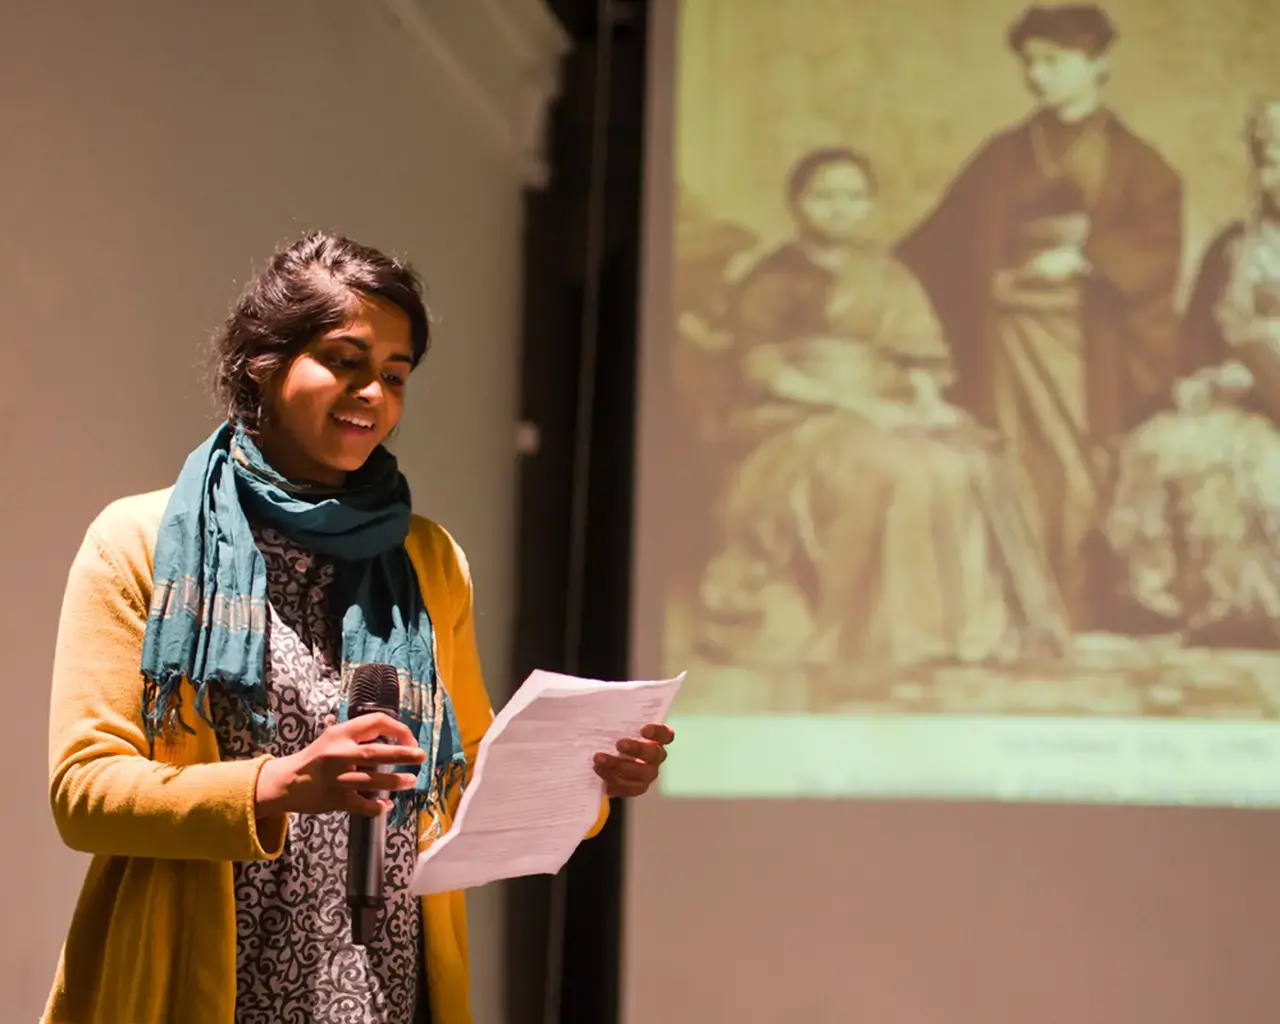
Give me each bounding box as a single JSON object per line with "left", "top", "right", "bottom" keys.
{"left": 1231, "top": 316, "right": 1280, "bottom": 349}
{"left": 910, "top": 401, "right": 965, "bottom": 429}
{"left": 254, "top": 713, "right": 427, "bottom": 819}
{"left": 741, "top": 342, "right": 789, "bottom": 384}
{"left": 1173, "top": 375, "right": 1214, "bottom": 415}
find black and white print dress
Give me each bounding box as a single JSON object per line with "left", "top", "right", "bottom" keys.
{"left": 212, "top": 527, "right": 425, "bottom": 1024}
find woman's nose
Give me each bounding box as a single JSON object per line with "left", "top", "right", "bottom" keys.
{"left": 350, "top": 376, "right": 385, "bottom": 404}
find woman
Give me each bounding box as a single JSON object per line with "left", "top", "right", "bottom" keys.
{"left": 895, "top": 5, "right": 1184, "bottom": 630}
{"left": 695, "top": 148, "right": 1068, "bottom": 694}
{"left": 1106, "top": 102, "right": 1280, "bottom": 646}
{"left": 43, "top": 232, "right": 674, "bottom": 1024}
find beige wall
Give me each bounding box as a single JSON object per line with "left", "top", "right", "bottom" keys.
{"left": 0, "top": 1, "right": 561, "bottom": 1019}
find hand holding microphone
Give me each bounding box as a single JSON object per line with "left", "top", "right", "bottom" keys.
{"left": 254, "top": 703, "right": 423, "bottom": 818}
{"left": 252, "top": 666, "right": 417, "bottom": 946}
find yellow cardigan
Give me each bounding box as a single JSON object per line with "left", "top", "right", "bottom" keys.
{"left": 43, "top": 489, "right": 608, "bottom": 1024}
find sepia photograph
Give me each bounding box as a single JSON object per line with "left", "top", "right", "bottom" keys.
{"left": 660, "top": 0, "right": 1280, "bottom": 722}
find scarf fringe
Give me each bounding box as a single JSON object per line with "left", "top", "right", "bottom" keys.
{"left": 391, "top": 756, "right": 468, "bottom": 831}
{"left": 142, "top": 670, "right": 274, "bottom": 747}
{"left": 141, "top": 670, "right": 198, "bottom": 741}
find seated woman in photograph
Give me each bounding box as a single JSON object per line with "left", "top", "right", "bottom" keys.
{"left": 44, "top": 232, "right": 674, "bottom": 1024}
{"left": 695, "top": 147, "right": 1069, "bottom": 688}
{"left": 1106, "top": 103, "right": 1280, "bottom": 647}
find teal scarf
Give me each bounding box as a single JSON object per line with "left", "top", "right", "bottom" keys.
{"left": 140, "top": 422, "right": 465, "bottom": 828}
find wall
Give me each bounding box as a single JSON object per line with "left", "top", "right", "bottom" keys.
{"left": 0, "top": 1, "right": 564, "bottom": 1019}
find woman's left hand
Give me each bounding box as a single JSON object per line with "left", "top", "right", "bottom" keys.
{"left": 1021, "top": 246, "right": 1089, "bottom": 283}
{"left": 593, "top": 724, "right": 675, "bottom": 798}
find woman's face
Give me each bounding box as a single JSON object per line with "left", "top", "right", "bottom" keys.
{"left": 794, "top": 161, "right": 874, "bottom": 244}
{"left": 1020, "top": 38, "right": 1105, "bottom": 112}
{"left": 259, "top": 293, "right": 415, "bottom": 486}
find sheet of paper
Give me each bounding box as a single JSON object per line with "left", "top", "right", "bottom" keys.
{"left": 410, "top": 669, "right": 684, "bottom": 896}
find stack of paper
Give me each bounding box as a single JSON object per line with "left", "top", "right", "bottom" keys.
{"left": 410, "top": 669, "right": 684, "bottom": 895}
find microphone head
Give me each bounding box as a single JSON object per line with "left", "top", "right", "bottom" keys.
{"left": 349, "top": 663, "right": 401, "bottom": 714}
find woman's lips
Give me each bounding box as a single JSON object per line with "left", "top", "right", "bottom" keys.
{"left": 330, "top": 411, "right": 376, "bottom": 434}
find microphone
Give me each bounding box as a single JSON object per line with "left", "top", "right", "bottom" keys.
{"left": 346, "top": 662, "right": 402, "bottom": 946}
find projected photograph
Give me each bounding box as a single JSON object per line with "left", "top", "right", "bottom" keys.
{"left": 650, "top": 0, "right": 1280, "bottom": 795}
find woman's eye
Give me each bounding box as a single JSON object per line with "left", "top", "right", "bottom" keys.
{"left": 383, "top": 373, "right": 406, "bottom": 387}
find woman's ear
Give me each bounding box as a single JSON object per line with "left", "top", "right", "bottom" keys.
{"left": 255, "top": 371, "right": 283, "bottom": 430}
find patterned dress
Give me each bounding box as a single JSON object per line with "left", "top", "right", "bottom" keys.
{"left": 696, "top": 242, "right": 1067, "bottom": 680}
{"left": 211, "top": 527, "right": 428, "bottom": 1023}
{"left": 1106, "top": 219, "right": 1280, "bottom": 645}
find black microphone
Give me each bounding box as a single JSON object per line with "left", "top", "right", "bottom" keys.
{"left": 346, "top": 662, "right": 402, "bottom": 946}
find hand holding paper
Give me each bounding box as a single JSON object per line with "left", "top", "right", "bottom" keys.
{"left": 593, "top": 721, "right": 676, "bottom": 798}
{"left": 410, "top": 670, "right": 683, "bottom": 896}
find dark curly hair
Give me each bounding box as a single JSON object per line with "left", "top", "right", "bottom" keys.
{"left": 214, "top": 231, "right": 431, "bottom": 434}
{"left": 785, "top": 147, "right": 878, "bottom": 205}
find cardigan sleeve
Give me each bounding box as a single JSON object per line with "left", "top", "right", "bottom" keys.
{"left": 48, "top": 521, "right": 287, "bottom": 861}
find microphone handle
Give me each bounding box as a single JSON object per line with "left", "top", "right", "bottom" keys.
{"left": 347, "top": 764, "right": 390, "bottom": 946}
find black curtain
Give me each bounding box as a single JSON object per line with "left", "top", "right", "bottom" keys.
{"left": 507, "top": 3, "right": 648, "bottom": 1023}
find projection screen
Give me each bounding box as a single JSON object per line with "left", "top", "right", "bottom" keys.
{"left": 624, "top": 2, "right": 1280, "bottom": 1021}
